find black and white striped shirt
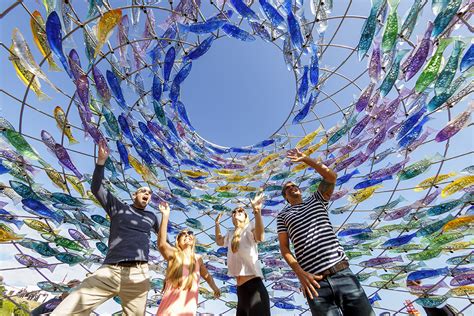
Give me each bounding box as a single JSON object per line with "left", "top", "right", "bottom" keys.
{"left": 277, "top": 191, "right": 347, "bottom": 275}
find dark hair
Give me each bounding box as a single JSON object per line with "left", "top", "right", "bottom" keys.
{"left": 281, "top": 181, "right": 295, "bottom": 201}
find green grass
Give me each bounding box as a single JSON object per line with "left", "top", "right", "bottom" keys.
{"left": 0, "top": 298, "right": 38, "bottom": 316}
{"left": 0, "top": 299, "right": 20, "bottom": 316}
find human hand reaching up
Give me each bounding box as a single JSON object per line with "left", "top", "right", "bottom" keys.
{"left": 97, "top": 140, "right": 109, "bottom": 166}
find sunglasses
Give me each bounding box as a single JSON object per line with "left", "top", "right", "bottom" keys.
{"left": 232, "top": 208, "right": 245, "bottom": 214}
{"left": 178, "top": 231, "right": 194, "bottom": 237}
{"left": 284, "top": 184, "right": 298, "bottom": 192}
{"left": 137, "top": 188, "right": 152, "bottom": 194}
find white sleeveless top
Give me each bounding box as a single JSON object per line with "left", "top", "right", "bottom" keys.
{"left": 224, "top": 223, "right": 264, "bottom": 278}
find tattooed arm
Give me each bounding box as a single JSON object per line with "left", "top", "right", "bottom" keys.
{"left": 316, "top": 178, "right": 336, "bottom": 201}
{"left": 305, "top": 157, "right": 336, "bottom": 200}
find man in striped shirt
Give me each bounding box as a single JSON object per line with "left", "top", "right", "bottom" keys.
{"left": 277, "top": 148, "right": 374, "bottom": 316}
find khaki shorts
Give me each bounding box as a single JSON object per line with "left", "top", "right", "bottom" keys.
{"left": 51, "top": 263, "right": 150, "bottom": 316}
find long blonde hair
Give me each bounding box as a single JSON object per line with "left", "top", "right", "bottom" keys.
{"left": 165, "top": 230, "right": 197, "bottom": 290}
{"left": 231, "top": 207, "right": 250, "bottom": 253}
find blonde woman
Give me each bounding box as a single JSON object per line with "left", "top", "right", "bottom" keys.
{"left": 215, "top": 193, "right": 270, "bottom": 316}
{"left": 157, "top": 202, "right": 220, "bottom": 315}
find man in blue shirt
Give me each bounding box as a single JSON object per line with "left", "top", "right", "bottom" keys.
{"left": 52, "top": 141, "right": 160, "bottom": 316}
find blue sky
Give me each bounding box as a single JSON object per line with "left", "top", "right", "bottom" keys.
{"left": 0, "top": 0, "right": 473, "bottom": 315}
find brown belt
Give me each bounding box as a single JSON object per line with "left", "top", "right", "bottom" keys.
{"left": 114, "top": 261, "right": 147, "bottom": 267}
{"left": 320, "top": 260, "right": 349, "bottom": 278}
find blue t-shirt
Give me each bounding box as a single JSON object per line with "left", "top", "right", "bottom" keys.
{"left": 92, "top": 165, "right": 159, "bottom": 264}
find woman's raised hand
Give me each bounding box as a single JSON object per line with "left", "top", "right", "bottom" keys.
{"left": 250, "top": 192, "right": 265, "bottom": 214}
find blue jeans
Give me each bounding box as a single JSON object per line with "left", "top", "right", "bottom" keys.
{"left": 306, "top": 268, "right": 375, "bottom": 316}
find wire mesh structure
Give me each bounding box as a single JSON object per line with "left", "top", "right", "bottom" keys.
{"left": 0, "top": 0, "right": 473, "bottom": 315}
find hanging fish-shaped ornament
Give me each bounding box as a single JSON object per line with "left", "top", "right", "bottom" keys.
{"left": 179, "top": 18, "right": 227, "bottom": 35}
{"left": 369, "top": 38, "right": 382, "bottom": 82}
{"left": 298, "top": 66, "right": 309, "bottom": 103}
{"left": 402, "top": 22, "right": 434, "bottom": 81}
{"left": 283, "top": 37, "right": 294, "bottom": 71}
{"left": 40, "top": 130, "right": 83, "bottom": 179}
{"left": 66, "top": 175, "right": 86, "bottom": 197}
{"left": 443, "top": 215, "right": 474, "bottom": 231}
{"left": 434, "top": 40, "right": 466, "bottom": 95}
{"left": 46, "top": 11, "right": 74, "bottom": 78}
{"left": 316, "top": 8, "right": 328, "bottom": 34}
{"left": 68, "top": 49, "right": 84, "bottom": 82}
{"left": 230, "top": 0, "right": 259, "bottom": 20}
{"left": 30, "top": 11, "right": 61, "bottom": 72}
{"left": 442, "top": 175, "right": 474, "bottom": 198}
{"left": 53, "top": 106, "right": 78, "bottom": 145}
{"left": 432, "top": 0, "right": 462, "bottom": 38}
{"left": 2, "top": 129, "right": 40, "bottom": 161}
{"left": 94, "top": 9, "right": 122, "bottom": 58}
{"left": 60, "top": 0, "right": 76, "bottom": 48}
{"left": 117, "top": 14, "right": 130, "bottom": 68}
{"left": 259, "top": 0, "right": 284, "bottom": 27}
{"left": 375, "top": 88, "right": 413, "bottom": 124}
{"left": 354, "top": 175, "right": 392, "bottom": 190}
{"left": 295, "top": 126, "right": 323, "bottom": 149}
{"left": 356, "top": 83, "right": 375, "bottom": 112}
{"left": 380, "top": 49, "right": 409, "bottom": 97}
{"left": 106, "top": 70, "right": 127, "bottom": 110}
{"left": 445, "top": 79, "right": 474, "bottom": 109}
{"left": 327, "top": 115, "right": 357, "bottom": 146}
{"left": 83, "top": 24, "right": 98, "bottom": 64}
{"left": 432, "top": 0, "right": 450, "bottom": 15}
{"left": 427, "top": 75, "right": 467, "bottom": 112}
{"left": 293, "top": 92, "right": 318, "bottom": 124}
{"left": 348, "top": 185, "right": 383, "bottom": 204}
{"left": 415, "top": 38, "right": 453, "bottom": 94}
{"left": 435, "top": 103, "right": 473, "bottom": 142}
{"left": 42, "top": 166, "right": 67, "bottom": 192}
{"left": 153, "top": 102, "right": 167, "bottom": 127}
{"left": 357, "top": 0, "right": 386, "bottom": 60}
{"left": 222, "top": 24, "right": 256, "bottom": 42}
{"left": 398, "top": 153, "right": 444, "bottom": 181}
{"left": 460, "top": 44, "right": 473, "bottom": 73}
{"left": 381, "top": 0, "right": 399, "bottom": 54}
{"left": 414, "top": 172, "right": 457, "bottom": 192}
{"left": 397, "top": 99, "right": 427, "bottom": 140}
{"left": 9, "top": 45, "right": 49, "bottom": 101}
{"left": 183, "top": 36, "right": 215, "bottom": 62}
{"left": 285, "top": 7, "right": 304, "bottom": 52}
{"left": 162, "top": 46, "right": 176, "bottom": 92}
{"left": 250, "top": 21, "right": 273, "bottom": 43}
{"left": 306, "top": 45, "right": 319, "bottom": 87}
{"left": 398, "top": 116, "right": 432, "bottom": 150}
{"left": 92, "top": 65, "right": 111, "bottom": 103}
{"left": 400, "top": 0, "right": 424, "bottom": 40}
{"left": 11, "top": 28, "right": 59, "bottom": 91}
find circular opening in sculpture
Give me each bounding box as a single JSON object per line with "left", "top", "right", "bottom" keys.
{"left": 181, "top": 38, "right": 295, "bottom": 148}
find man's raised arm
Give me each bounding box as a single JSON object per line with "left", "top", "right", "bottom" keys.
{"left": 91, "top": 141, "right": 116, "bottom": 214}
{"left": 287, "top": 148, "right": 337, "bottom": 201}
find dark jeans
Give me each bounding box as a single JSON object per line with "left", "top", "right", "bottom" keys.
{"left": 236, "top": 277, "right": 271, "bottom": 316}
{"left": 306, "top": 268, "right": 375, "bottom": 316}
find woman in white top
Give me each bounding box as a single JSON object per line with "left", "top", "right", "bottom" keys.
{"left": 215, "top": 193, "right": 271, "bottom": 316}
